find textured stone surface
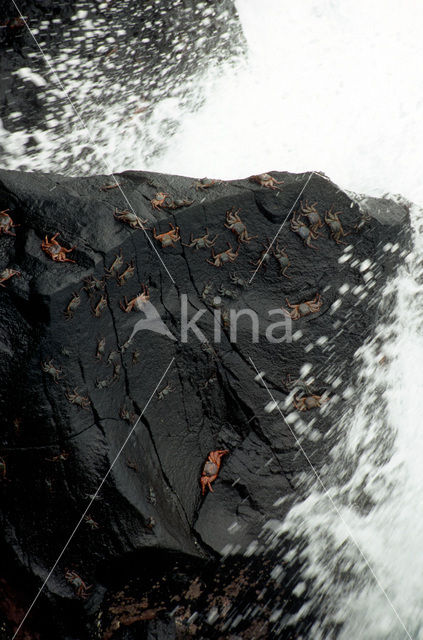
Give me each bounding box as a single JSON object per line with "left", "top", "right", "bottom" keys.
{"left": 0, "top": 0, "right": 245, "bottom": 173}
{"left": 0, "top": 167, "right": 411, "bottom": 638}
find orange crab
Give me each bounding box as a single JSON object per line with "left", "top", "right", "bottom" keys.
{"left": 249, "top": 173, "right": 283, "bottom": 190}
{"left": 64, "top": 291, "right": 81, "bottom": 320}
{"left": 113, "top": 208, "right": 148, "bottom": 230}
{"left": 293, "top": 393, "right": 329, "bottom": 411}
{"left": 207, "top": 243, "right": 239, "bottom": 267}
{"left": 153, "top": 223, "right": 180, "bottom": 248}
{"left": 151, "top": 192, "right": 171, "bottom": 210}
{"left": 225, "top": 207, "right": 257, "bottom": 244}
{"left": 200, "top": 449, "right": 229, "bottom": 495}
{"left": 325, "top": 207, "right": 350, "bottom": 244}
{"left": 119, "top": 284, "right": 150, "bottom": 312}
{"left": 91, "top": 294, "right": 108, "bottom": 318}
{"left": 41, "top": 233, "right": 76, "bottom": 263}
{"left": 0, "top": 268, "right": 21, "bottom": 287}
{"left": 117, "top": 261, "right": 135, "bottom": 286}
{"left": 99, "top": 182, "right": 122, "bottom": 191}
{"left": 283, "top": 294, "right": 323, "bottom": 320}
{"left": 0, "top": 209, "right": 20, "bottom": 236}
{"left": 300, "top": 200, "right": 324, "bottom": 234}
{"left": 65, "top": 570, "right": 92, "bottom": 599}
{"left": 194, "top": 177, "right": 221, "bottom": 190}
{"left": 105, "top": 249, "right": 124, "bottom": 278}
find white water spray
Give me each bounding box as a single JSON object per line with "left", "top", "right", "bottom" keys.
{"left": 151, "top": 0, "right": 423, "bottom": 207}
{"left": 263, "top": 201, "right": 423, "bottom": 638}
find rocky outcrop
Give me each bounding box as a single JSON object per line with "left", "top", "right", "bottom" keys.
{"left": 0, "top": 168, "right": 410, "bottom": 639}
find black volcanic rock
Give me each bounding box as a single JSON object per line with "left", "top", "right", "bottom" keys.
{"left": 0, "top": 0, "right": 245, "bottom": 173}
{"left": 0, "top": 168, "right": 411, "bottom": 639}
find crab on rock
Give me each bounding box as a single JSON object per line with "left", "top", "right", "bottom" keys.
{"left": 300, "top": 200, "right": 323, "bottom": 234}
{"left": 105, "top": 250, "right": 124, "bottom": 278}
{"left": 41, "top": 359, "right": 62, "bottom": 383}
{"left": 0, "top": 268, "right": 21, "bottom": 287}
{"left": 207, "top": 243, "right": 239, "bottom": 267}
{"left": 182, "top": 228, "right": 218, "bottom": 250}
{"left": 0, "top": 209, "right": 19, "bottom": 236}
{"left": 200, "top": 449, "right": 229, "bottom": 495}
{"left": 119, "top": 284, "right": 150, "bottom": 312}
{"left": 272, "top": 241, "right": 291, "bottom": 278}
{"left": 151, "top": 192, "right": 171, "bottom": 210}
{"left": 249, "top": 173, "right": 283, "bottom": 189}
{"left": 153, "top": 223, "right": 180, "bottom": 248}
{"left": 283, "top": 294, "right": 323, "bottom": 320}
{"left": 293, "top": 393, "right": 329, "bottom": 411}
{"left": 290, "top": 214, "right": 320, "bottom": 249}
{"left": 117, "top": 261, "right": 135, "bottom": 286}
{"left": 65, "top": 388, "right": 90, "bottom": 410}
{"left": 194, "top": 177, "right": 221, "bottom": 190}
{"left": 113, "top": 208, "right": 148, "bottom": 230}
{"left": 64, "top": 291, "right": 81, "bottom": 320}
{"left": 91, "top": 295, "right": 107, "bottom": 318}
{"left": 41, "top": 233, "right": 76, "bottom": 263}
{"left": 325, "top": 207, "right": 350, "bottom": 244}
{"left": 65, "top": 570, "right": 92, "bottom": 599}
{"left": 225, "top": 207, "right": 257, "bottom": 244}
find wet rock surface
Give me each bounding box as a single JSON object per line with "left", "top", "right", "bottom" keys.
{"left": 0, "top": 167, "right": 411, "bottom": 638}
